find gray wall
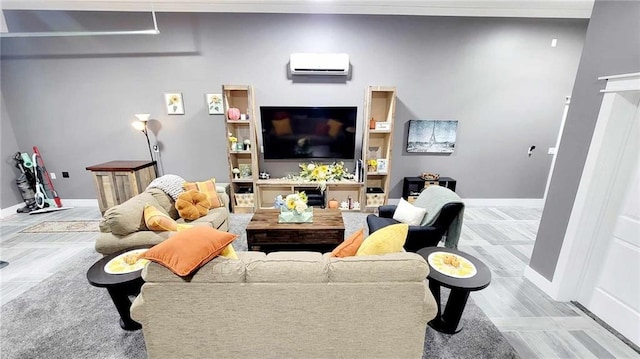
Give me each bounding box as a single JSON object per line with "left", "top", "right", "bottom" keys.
{"left": 0, "top": 11, "right": 587, "bottom": 207}
{"left": 529, "top": 0, "right": 640, "bottom": 280}
{"left": 1, "top": 93, "right": 23, "bottom": 208}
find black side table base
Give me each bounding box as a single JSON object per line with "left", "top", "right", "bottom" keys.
{"left": 428, "top": 319, "right": 463, "bottom": 334}
{"left": 120, "top": 318, "right": 142, "bottom": 331}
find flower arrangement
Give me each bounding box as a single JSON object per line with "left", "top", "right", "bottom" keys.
{"left": 285, "top": 191, "right": 308, "bottom": 214}
{"left": 228, "top": 132, "right": 237, "bottom": 144}
{"left": 298, "top": 161, "right": 354, "bottom": 191}
{"left": 367, "top": 159, "right": 378, "bottom": 172}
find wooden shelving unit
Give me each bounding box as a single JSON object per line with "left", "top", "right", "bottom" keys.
{"left": 222, "top": 85, "right": 258, "bottom": 213}
{"left": 361, "top": 86, "right": 397, "bottom": 212}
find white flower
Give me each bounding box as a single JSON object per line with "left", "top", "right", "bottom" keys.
{"left": 295, "top": 201, "right": 308, "bottom": 214}
{"left": 307, "top": 163, "right": 315, "bottom": 171}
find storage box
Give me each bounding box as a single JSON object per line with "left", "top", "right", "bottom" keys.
{"left": 366, "top": 187, "right": 385, "bottom": 207}
{"left": 234, "top": 193, "right": 254, "bottom": 207}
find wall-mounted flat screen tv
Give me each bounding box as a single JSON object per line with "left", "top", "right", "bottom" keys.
{"left": 260, "top": 106, "right": 357, "bottom": 160}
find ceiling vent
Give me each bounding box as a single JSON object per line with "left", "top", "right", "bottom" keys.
{"left": 289, "top": 53, "right": 350, "bottom": 76}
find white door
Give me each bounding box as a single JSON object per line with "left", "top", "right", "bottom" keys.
{"left": 579, "top": 159, "right": 640, "bottom": 346}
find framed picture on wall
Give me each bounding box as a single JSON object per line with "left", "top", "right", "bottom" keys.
{"left": 407, "top": 119, "right": 458, "bottom": 153}
{"left": 165, "top": 93, "right": 185, "bottom": 115}
{"left": 206, "top": 93, "right": 223, "bottom": 115}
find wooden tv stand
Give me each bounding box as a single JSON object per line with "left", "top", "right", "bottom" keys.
{"left": 255, "top": 179, "right": 364, "bottom": 211}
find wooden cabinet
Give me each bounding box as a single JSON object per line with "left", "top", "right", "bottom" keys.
{"left": 361, "top": 86, "right": 397, "bottom": 211}
{"left": 255, "top": 180, "right": 363, "bottom": 211}
{"left": 86, "top": 160, "right": 156, "bottom": 214}
{"left": 402, "top": 176, "right": 457, "bottom": 203}
{"left": 222, "top": 85, "right": 259, "bottom": 213}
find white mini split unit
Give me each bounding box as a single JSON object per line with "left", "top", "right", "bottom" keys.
{"left": 289, "top": 53, "right": 350, "bottom": 76}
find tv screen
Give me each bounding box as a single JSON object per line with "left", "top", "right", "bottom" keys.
{"left": 260, "top": 106, "right": 357, "bottom": 160}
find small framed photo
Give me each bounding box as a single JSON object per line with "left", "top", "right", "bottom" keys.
{"left": 165, "top": 93, "right": 185, "bottom": 115}
{"left": 206, "top": 93, "right": 223, "bottom": 115}
{"left": 376, "top": 159, "right": 388, "bottom": 174}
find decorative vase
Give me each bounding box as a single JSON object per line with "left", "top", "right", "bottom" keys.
{"left": 328, "top": 198, "right": 339, "bottom": 209}
{"left": 369, "top": 117, "right": 376, "bottom": 130}
{"left": 278, "top": 207, "right": 313, "bottom": 223}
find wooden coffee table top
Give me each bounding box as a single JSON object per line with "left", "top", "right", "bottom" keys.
{"left": 246, "top": 208, "right": 345, "bottom": 231}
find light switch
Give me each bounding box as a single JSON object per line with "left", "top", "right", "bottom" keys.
{"left": 50, "top": 172, "right": 56, "bottom": 179}
{"left": 548, "top": 147, "right": 557, "bottom": 155}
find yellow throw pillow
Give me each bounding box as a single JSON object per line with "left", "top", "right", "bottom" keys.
{"left": 144, "top": 204, "right": 178, "bottom": 231}
{"left": 331, "top": 228, "right": 365, "bottom": 257}
{"left": 141, "top": 227, "right": 238, "bottom": 276}
{"left": 272, "top": 118, "right": 293, "bottom": 136}
{"left": 183, "top": 178, "right": 223, "bottom": 209}
{"left": 220, "top": 244, "right": 238, "bottom": 259}
{"left": 327, "top": 119, "right": 344, "bottom": 137}
{"left": 355, "top": 223, "right": 408, "bottom": 256}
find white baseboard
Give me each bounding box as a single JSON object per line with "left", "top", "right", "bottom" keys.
{"left": 0, "top": 199, "right": 98, "bottom": 218}
{"left": 462, "top": 198, "right": 544, "bottom": 207}
{"left": 0, "top": 203, "right": 25, "bottom": 218}
{"left": 524, "top": 265, "right": 561, "bottom": 300}
{"left": 61, "top": 199, "right": 98, "bottom": 207}
{"left": 389, "top": 198, "right": 544, "bottom": 207}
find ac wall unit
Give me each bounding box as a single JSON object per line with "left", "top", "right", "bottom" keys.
{"left": 289, "top": 53, "right": 350, "bottom": 76}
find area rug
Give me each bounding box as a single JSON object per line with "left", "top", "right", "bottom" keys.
{"left": 20, "top": 220, "right": 100, "bottom": 233}
{"left": 1, "top": 213, "right": 520, "bottom": 359}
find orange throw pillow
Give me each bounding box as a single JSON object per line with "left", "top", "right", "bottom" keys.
{"left": 141, "top": 227, "right": 238, "bottom": 276}
{"left": 183, "top": 178, "right": 223, "bottom": 209}
{"left": 330, "top": 228, "right": 365, "bottom": 257}
{"left": 175, "top": 189, "right": 210, "bottom": 220}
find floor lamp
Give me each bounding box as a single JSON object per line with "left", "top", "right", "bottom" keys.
{"left": 132, "top": 114, "right": 158, "bottom": 176}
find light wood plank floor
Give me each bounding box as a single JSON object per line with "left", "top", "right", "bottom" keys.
{"left": 0, "top": 205, "right": 638, "bottom": 358}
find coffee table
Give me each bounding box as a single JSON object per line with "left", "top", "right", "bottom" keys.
{"left": 87, "top": 246, "right": 149, "bottom": 331}
{"left": 417, "top": 247, "right": 491, "bottom": 334}
{"left": 246, "top": 208, "right": 345, "bottom": 252}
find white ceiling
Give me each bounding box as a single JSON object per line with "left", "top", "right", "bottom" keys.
{"left": 0, "top": 0, "right": 594, "bottom": 18}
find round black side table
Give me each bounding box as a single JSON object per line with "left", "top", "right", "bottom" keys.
{"left": 87, "top": 246, "right": 149, "bottom": 331}
{"left": 417, "top": 247, "right": 491, "bottom": 334}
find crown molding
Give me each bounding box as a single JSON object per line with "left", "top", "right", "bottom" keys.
{"left": 0, "top": 0, "right": 594, "bottom": 18}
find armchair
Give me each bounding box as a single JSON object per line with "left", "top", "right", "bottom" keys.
{"left": 366, "top": 186, "right": 464, "bottom": 252}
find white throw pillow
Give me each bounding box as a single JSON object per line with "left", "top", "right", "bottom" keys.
{"left": 392, "top": 198, "right": 427, "bottom": 226}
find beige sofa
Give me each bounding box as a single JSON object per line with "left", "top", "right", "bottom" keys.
{"left": 95, "top": 187, "right": 230, "bottom": 255}
{"left": 131, "top": 251, "right": 438, "bottom": 359}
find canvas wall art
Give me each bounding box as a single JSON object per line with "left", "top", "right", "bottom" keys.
{"left": 407, "top": 120, "right": 458, "bottom": 153}
{"left": 206, "top": 93, "right": 223, "bottom": 115}
{"left": 165, "top": 93, "right": 184, "bottom": 115}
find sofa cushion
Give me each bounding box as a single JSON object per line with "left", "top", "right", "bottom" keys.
{"left": 330, "top": 228, "right": 365, "bottom": 258}
{"left": 142, "top": 255, "right": 246, "bottom": 283}
{"left": 144, "top": 204, "right": 178, "bottom": 231}
{"left": 356, "top": 223, "right": 408, "bottom": 256}
{"left": 95, "top": 231, "right": 174, "bottom": 255}
{"left": 100, "top": 192, "right": 161, "bottom": 236}
{"left": 179, "top": 207, "right": 228, "bottom": 229}
{"left": 326, "top": 252, "right": 429, "bottom": 282}
{"left": 175, "top": 189, "right": 210, "bottom": 220}
{"left": 183, "top": 178, "right": 224, "bottom": 209}
{"left": 147, "top": 188, "right": 180, "bottom": 220}
{"left": 392, "top": 198, "right": 427, "bottom": 226}
{"left": 245, "top": 251, "right": 328, "bottom": 283}
{"left": 141, "top": 227, "right": 238, "bottom": 276}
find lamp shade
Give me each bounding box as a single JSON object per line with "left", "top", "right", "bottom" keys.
{"left": 134, "top": 113, "right": 151, "bottom": 122}
{"left": 131, "top": 121, "right": 145, "bottom": 131}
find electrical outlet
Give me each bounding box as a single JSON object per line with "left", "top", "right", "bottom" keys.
{"left": 62, "top": 172, "right": 70, "bottom": 178}
{"left": 50, "top": 172, "right": 57, "bottom": 179}
{"left": 153, "top": 145, "right": 159, "bottom": 152}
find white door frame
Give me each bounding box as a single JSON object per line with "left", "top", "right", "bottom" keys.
{"left": 532, "top": 73, "right": 640, "bottom": 301}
